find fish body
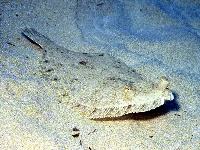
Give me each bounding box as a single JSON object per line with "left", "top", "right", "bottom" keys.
{"left": 22, "top": 28, "right": 174, "bottom": 119}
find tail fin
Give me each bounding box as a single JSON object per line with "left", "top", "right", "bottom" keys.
{"left": 22, "top": 28, "right": 53, "bottom": 48}
{"left": 22, "top": 28, "right": 54, "bottom": 58}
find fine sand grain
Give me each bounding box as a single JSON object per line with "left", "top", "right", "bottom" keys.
{"left": 0, "top": 0, "right": 199, "bottom": 149}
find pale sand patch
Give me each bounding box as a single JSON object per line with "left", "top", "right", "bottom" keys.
{"left": 1, "top": 0, "right": 199, "bottom": 149}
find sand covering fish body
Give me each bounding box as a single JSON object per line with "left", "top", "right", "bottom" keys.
{"left": 22, "top": 28, "right": 174, "bottom": 119}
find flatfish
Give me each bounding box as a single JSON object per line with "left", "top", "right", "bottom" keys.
{"left": 22, "top": 28, "right": 174, "bottom": 119}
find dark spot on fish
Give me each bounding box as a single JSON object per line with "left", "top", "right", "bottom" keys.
{"left": 80, "top": 140, "right": 82, "bottom": 146}
{"left": 71, "top": 78, "right": 78, "bottom": 83}
{"left": 88, "top": 129, "right": 97, "bottom": 135}
{"left": 44, "top": 60, "right": 49, "bottom": 63}
{"left": 97, "top": 2, "right": 104, "bottom": 6}
{"left": 113, "top": 65, "right": 120, "bottom": 68}
{"left": 72, "top": 127, "right": 80, "bottom": 138}
{"left": 57, "top": 99, "right": 62, "bottom": 103}
{"left": 52, "top": 77, "right": 58, "bottom": 81}
{"left": 61, "top": 92, "right": 68, "bottom": 97}
{"left": 79, "top": 61, "right": 87, "bottom": 66}
{"left": 127, "top": 105, "right": 132, "bottom": 109}
{"left": 58, "top": 63, "right": 63, "bottom": 66}
{"left": 73, "top": 127, "right": 80, "bottom": 131}
{"left": 72, "top": 133, "right": 80, "bottom": 138}
{"left": 98, "top": 53, "right": 104, "bottom": 56}
{"left": 113, "top": 61, "right": 121, "bottom": 68}
{"left": 129, "top": 69, "right": 136, "bottom": 73}
{"left": 174, "top": 113, "right": 181, "bottom": 116}
{"left": 7, "top": 42, "right": 15, "bottom": 46}
{"left": 46, "top": 68, "right": 54, "bottom": 72}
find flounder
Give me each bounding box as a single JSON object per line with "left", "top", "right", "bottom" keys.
{"left": 22, "top": 28, "right": 174, "bottom": 119}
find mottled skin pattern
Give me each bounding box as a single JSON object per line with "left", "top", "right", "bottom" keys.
{"left": 22, "top": 28, "right": 174, "bottom": 119}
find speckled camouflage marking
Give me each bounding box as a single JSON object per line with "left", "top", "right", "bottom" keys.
{"left": 22, "top": 28, "right": 174, "bottom": 119}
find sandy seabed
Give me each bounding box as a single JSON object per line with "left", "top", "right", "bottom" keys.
{"left": 0, "top": 0, "right": 199, "bottom": 149}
